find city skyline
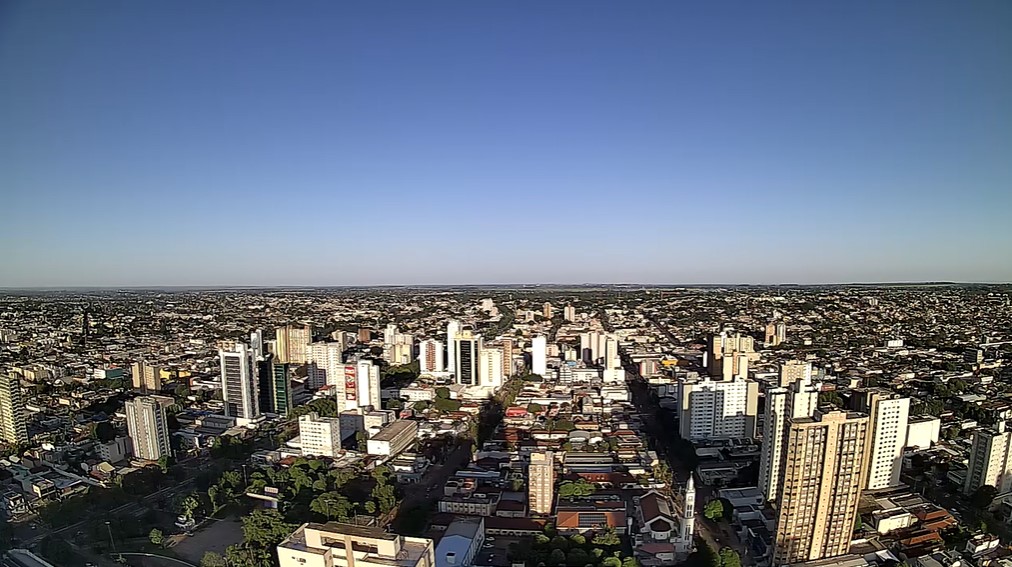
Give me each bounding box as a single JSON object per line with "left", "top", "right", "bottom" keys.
{"left": 2, "top": 1, "right": 1011, "bottom": 287}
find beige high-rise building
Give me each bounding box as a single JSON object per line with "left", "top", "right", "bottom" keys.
{"left": 853, "top": 388, "right": 910, "bottom": 490}
{"left": 964, "top": 421, "right": 1012, "bottom": 495}
{"left": 773, "top": 410, "right": 869, "bottom": 565}
{"left": 275, "top": 325, "right": 312, "bottom": 364}
{"left": 529, "top": 450, "right": 555, "bottom": 515}
{"left": 277, "top": 522, "right": 434, "bottom": 567}
{"left": 542, "top": 302, "right": 553, "bottom": 319}
{"left": 678, "top": 374, "right": 759, "bottom": 441}
{"left": 125, "top": 396, "right": 172, "bottom": 461}
{"left": 563, "top": 305, "right": 576, "bottom": 322}
{"left": 759, "top": 361, "right": 820, "bottom": 502}
{"left": 500, "top": 338, "right": 514, "bottom": 378}
{"left": 479, "top": 347, "right": 504, "bottom": 390}
{"left": 0, "top": 373, "right": 28, "bottom": 445}
{"left": 131, "top": 361, "right": 163, "bottom": 393}
{"left": 708, "top": 331, "right": 759, "bottom": 378}
{"left": 764, "top": 322, "right": 787, "bottom": 347}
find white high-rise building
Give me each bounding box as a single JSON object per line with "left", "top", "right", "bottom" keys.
{"left": 759, "top": 361, "right": 821, "bottom": 502}
{"left": 418, "top": 339, "right": 444, "bottom": 373}
{"left": 604, "top": 335, "right": 620, "bottom": 369}
{"left": 854, "top": 388, "right": 910, "bottom": 490}
{"left": 529, "top": 451, "right": 555, "bottom": 515}
{"left": 356, "top": 359, "right": 382, "bottom": 409}
{"left": 298, "top": 412, "right": 342, "bottom": 457}
{"left": 479, "top": 347, "right": 504, "bottom": 390}
{"left": 964, "top": 421, "right": 1012, "bottom": 495}
{"left": 125, "top": 396, "right": 172, "bottom": 461}
{"left": 678, "top": 374, "right": 758, "bottom": 441}
{"left": 0, "top": 373, "right": 28, "bottom": 445}
{"left": 250, "top": 329, "right": 265, "bottom": 361}
{"left": 383, "top": 324, "right": 398, "bottom": 346}
{"left": 563, "top": 305, "right": 576, "bottom": 322}
{"left": 446, "top": 320, "right": 461, "bottom": 373}
{"left": 275, "top": 325, "right": 312, "bottom": 364}
{"left": 531, "top": 336, "right": 547, "bottom": 376}
{"left": 219, "top": 343, "right": 259, "bottom": 424}
{"left": 307, "top": 341, "right": 344, "bottom": 389}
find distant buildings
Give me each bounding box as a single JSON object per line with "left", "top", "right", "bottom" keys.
{"left": 298, "top": 412, "right": 342, "bottom": 457}
{"left": 759, "top": 361, "right": 820, "bottom": 501}
{"left": 276, "top": 522, "right": 434, "bottom": 567}
{"left": 677, "top": 374, "right": 758, "bottom": 441}
{"left": 529, "top": 450, "right": 555, "bottom": 515}
{"left": 366, "top": 420, "right": 418, "bottom": 457}
{"left": 479, "top": 347, "right": 504, "bottom": 389}
{"left": 306, "top": 341, "right": 345, "bottom": 390}
{"left": 446, "top": 320, "right": 461, "bottom": 373}
{"left": 531, "top": 336, "right": 547, "bottom": 376}
{"left": 258, "top": 357, "right": 291, "bottom": 416}
{"left": 219, "top": 342, "right": 259, "bottom": 424}
{"left": 543, "top": 302, "right": 553, "bottom": 319}
{"left": 773, "top": 410, "right": 869, "bottom": 564}
{"left": 275, "top": 324, "right": 311, "bottom": 364}
{"left": 764, "top": 322, "right": 786, "bottom": 347}
{"left": 125, "top": 396, "right": 172, "bottom": 461}
{"left": 853, "top": 388, "right": 910, "bottom": 490}
{"left": 0, "top": 373, "right": 28, "bottom": 445}
{"left": 563, "top": 305, "right": 576, "bottom": 322}
{"left": 707, "top": 331, "right": 758, "bottom": 379}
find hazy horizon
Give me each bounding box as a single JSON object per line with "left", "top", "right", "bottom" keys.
{"left": 3, "top": 1, "right": 1011, "bottom": 287}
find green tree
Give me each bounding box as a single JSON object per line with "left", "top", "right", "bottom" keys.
{"left": 719, "top": 548, "right": 741, "bottom": 567}
{"left": 592, "top": 528, "right": 621, "bottom": 546}
{"left": 527, "top": 403, "right": 543, "bottom": 413}
{"left": 602, "top": 557, "right": 622, "bottom": 567}
{"left": 200, "top": 552, "right": 228, "bottom": 567}
{"left": 93, "top": 421, "right": 116, "bottom": 442}
{"left": 558, "top": 479, "right": 596, "bottom": 498}
{"left": 567, "top": 548, "right": 590, "bottom": 566}
{"left": 435, "top": 387, "right": 451, "bottom": 399}
{"left": 157, "top": 454, "right": 174, "bottom": 474}
{"left": 241, "top": 509, "right": 296, "bottom": 549}
{"left": 357, "top": 430, "right": 369, "bottom": 452}
{"left": 549, "top": 535, "right": 569, "bottom": 551}
{"left": 364, "top": 501, "right": 377, "bottom": 514}
{"left": 311, "top": 492, "right": 353, "bottom": 521}
{"left": 569, "top": 533, "right": 586, "bottom": 546}
{"left": 704, "top": 499, "right": 725, "bottom": 521}
{"left": 149, "top": 528, "right": 164, "bottom": 547}
{"left": 549, "top": 549, "right": 566, "bottom": 566}
{"left": 622, "top": 558, "right": 642, "bottom": 567}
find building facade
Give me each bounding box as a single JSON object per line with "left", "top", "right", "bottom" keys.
{"left": 275, "top": 325, "right": 312, "bottom": 364}
{"left": 678, "top": 374, "right": 758, "bottom": 441}
{"left": 453, "top": 329, "right": 481, "bottom": 386}
{"left": 759, "top": 361, "right": 820, "bottom": 502}
{"left": 529, "top": 450, "right": 555, "bottom": 515}
{"left": 773, "top": 410, "right": 870, "bottom": 565}
{"left": 299, "top": 412, "right": 343, "bottom": 457}
{"left": 418, "top": 339, "right": 444, "bottom": 373}
{"left": 0, "top": 373, "right": 28, "bottom": 445}
{"left": 125, "top": 396, "right": 172, "bottom": 461}
{"left": 219, "top": 343, "right": 259, "bottom": 424}
{"left": 277, "top": 522, "right": 435, "bottom": 567}
{"left": 531, "top": 336, "right": 547, "bottom": 376}
{"left": 964, "top": 421, "right": 1012, "bottom": 495}
{"left": 853, "top": 388, "right": 910, "bottom": 490}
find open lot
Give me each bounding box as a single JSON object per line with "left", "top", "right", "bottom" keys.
{"left": 171, "top": 518, "right": 244, "bottom": 563}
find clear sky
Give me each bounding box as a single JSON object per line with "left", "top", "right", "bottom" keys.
{"left": 2, "top": 1, "right": 1010, "bottom": 287}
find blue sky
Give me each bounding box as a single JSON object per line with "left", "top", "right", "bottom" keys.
{"left": 1, "top": 1, "right": 1010, "bottom": 286}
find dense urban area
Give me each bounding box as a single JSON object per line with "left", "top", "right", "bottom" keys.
{"left": 0, "top": 285, "right": 1011, "bottom": 567}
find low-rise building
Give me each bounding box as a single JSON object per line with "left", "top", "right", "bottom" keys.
{"left": 277, "top": 522, "right": 435, "bottom": 567}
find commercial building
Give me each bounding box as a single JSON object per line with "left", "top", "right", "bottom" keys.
{"left": 964, "top": 421, "right": 1012, "bottom": 495}
{"left": 367, "top": 420, "right": 418, "bottom": 457}
{"left": 130, "top": 361, "right": 162, "bottom": 393}
{"left": 276, "top": 324, "right": 312, "bottom": 364}
{"left": 529, "top": 450, "right": 555, "bottom": 515}
{"left": 759, "top": 361, "right": 820, "bottom": 501}
{"left": 773, "top": 410, "right": 870, "bottom": 565}
{"left": 125, "top": 396, "right": 172, "bottom": 461}
{"left": 453, "top": 329, "right": 482, "bottom": 386}
{"left": 435, "top": 517, "right": 485, "bottom": 567}
{"left": 276, "top": 522, "right": 435, "bottom": 567}
{"left": 219, "top": 342, "right": 259, "bottom": 424}
{"left": 299, "top": 412, "right": 343, "bottom": 458}
{"left": 418, "top": 339, "right": 444, "bottom": 373}
{"left": 531, "top": 336, "right": 547, "bottom": 376}
{"left": 853, "top": 388, "right": 910, "bottom": 490}
{"left": 258, "top": 358, "right": 291, "bottom": 416}
{"left": 0, "top": 373, "right": 27, "bottom": 445}
{"left": 677, "top": 374, "right": 758, "bottom": 441}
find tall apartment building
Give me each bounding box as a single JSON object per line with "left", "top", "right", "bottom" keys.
{"left": 853, "top": 388, "right": 910, "bottom": 490}
{"left": 258, "top": 357, "right": 291, "bottom": 416}
{"left": 453, "top": 329, "right": 482, "bottom": 386}
{"left": 529, "top": 450, "right": 555, "bottom": 515}
{"left": 542, "top": 302, "right": 553, "bottom": 319}
{"left": 563, "top": 305, "right": 576, "bottom": 322}
{"left": 759, "top": 361, "right": 820, "bottom": 501}
{"left": 299, "top": 412, "right": 343, "bottom": 457}
{"left": 678, "top": 374, "right": 758, "bottom": 441}
{"left": 418, "top": 339, "right": 445, "bottom": 373}
{"left": 307, "top": 341, "right": 345, "bottom": 389}
{"left": 579, "top": 332, "right": 599, "bottom": 364}
{"left": 764, "top": 322, "right": 787, "bottom": 347}
{"left": 708, "top": 331, "right": 759, "bottom": 379}
{"left": 276, "top": 522, "right": 435, "bottom": 567}
{"left": 275, "top": 325, "right": 312, "bottom": 364}
{"left": 773, "top": 410, "right": 870, "bottom": 565}
{"left": 531, "top": 336, "right": 547, "bottom": 376}
{"left": 219, "top": 343, "right": 259, "bottom": 424}
{"left": 445, "top": 320, "right": 461, "bottom": 373}
{"left": 604, "top": 336, "right": 620, "bottom": 369}
{"left": 0, "top": 373, "right": 28, "bottom": 445}
{"left": 964, "top": 421, "right": 1012, "bottom": 495}
{"left": 130, "top": 361, "right": 163, "bottom": 393}
{"left": 501, "top": 338, "right": 514, "bottom": 378}
{"left": 479, "top": 347, "right": 504, "bottom": 389}
{"left": 125, "top": 396, "right": 172, "bottom": 461}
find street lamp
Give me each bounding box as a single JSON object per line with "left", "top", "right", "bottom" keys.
{"left": 105, "top": 520, "right": 120, "bottom": 561}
